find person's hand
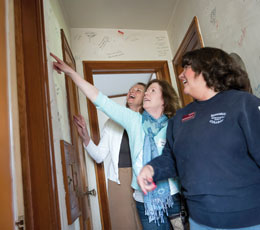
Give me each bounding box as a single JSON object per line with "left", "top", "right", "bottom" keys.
{"left": 50, "top": 52, "right": 74, "bottom": 75}
{"left": 51, "top": 53, "right": 99, "bottom": 102}
{"left": 137, "top": 165, "right": 157, "bottom": 195}
{"left": 73, "top": 115, "right": 90, "bottom": 146}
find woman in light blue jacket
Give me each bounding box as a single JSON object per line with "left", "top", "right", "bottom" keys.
{"left": 51, "top": 53, "right": 182, "bottom": 230}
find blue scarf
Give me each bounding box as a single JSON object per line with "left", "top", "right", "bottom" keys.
{"left": 142, "top": 110, "right": 173, "bottom": 224}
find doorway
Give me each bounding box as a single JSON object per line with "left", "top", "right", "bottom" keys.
{"left": 83, "top": 60, "right": 172, "bottom": 230}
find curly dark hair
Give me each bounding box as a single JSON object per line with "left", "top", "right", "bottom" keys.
{"left": 141, "top": 79, "right": 180, "bottom": 118}
{"left": 182, "top": 47, "right": 251, "bottom": 92}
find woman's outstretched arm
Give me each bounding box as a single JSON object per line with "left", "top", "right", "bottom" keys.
{"left": 50, "top": 52, "right": 99, "bottom": 102}
{"left": 51, "top": 52, "right": 137, "bottom": 133}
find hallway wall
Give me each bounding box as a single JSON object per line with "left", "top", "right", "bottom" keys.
{"left": 167, "top": 0, "right": 260, "bottom": 97}
{"left": 44, "top": 0, "right": 80, "bottom": 230}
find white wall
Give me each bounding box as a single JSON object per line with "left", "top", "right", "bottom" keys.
{"left": 70, "top": 28, "right": 175, "bottom": 229}
{"left": 167, "top": 0, "right": 260, "bottom": 97}
{"left": 43, "top": 0, "right": 80, "bottom": 229}
{"left": 71, "top": 28, "right": 177, "bottom": 88}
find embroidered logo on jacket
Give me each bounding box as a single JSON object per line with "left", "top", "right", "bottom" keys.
{"left": 209, "top": 112, "right": 226, "bottom": 124}
{"left": 182, "top": 112, "right": 196, "bottom": 122}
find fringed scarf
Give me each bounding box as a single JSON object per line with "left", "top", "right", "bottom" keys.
{"left": 142, "top": 110, "right": 173, "bottom": 225}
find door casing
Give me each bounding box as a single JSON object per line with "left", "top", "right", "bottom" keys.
{"left": 172, "top": 16, "right": 204, "bottom": 107}
{"left": 0, "top": 0, "right": 15, "bottom": 228}
{"left": 83, "top": 60, "right": 172, "bottom": 230}
{"left": 60, "top": 29, "right": 92, "bottom": 230}
{"left": 14, "top": 0, "right": 61, "bottom": 229}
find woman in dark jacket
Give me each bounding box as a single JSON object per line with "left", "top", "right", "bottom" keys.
{"left": 138, "top": 47, "right": 260, "bottom": 230}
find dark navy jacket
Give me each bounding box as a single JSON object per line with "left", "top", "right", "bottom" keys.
{"left": 149, "top": 90, "right": 260, "bottom": 228}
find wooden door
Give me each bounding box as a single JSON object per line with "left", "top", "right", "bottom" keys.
{"left": 60, "top": 29, "right": 92, "bottom": 229}
{"left": 172, "top": 16, "right": 204, "bottom": 107}
{"left": 0, "top": 0, "right": 15, "bottom": 228}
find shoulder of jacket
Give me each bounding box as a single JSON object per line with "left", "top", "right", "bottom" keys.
{"left": 105, "top": 119, "right": 124, "bottom": 131}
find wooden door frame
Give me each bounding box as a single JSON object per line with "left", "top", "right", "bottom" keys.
{"left": 0, "top": 0, "right": 15, "bottom": 229}
{"left": 14, "top": 0, "right": 61, "bottom": 229}
{"left": 172, "top": 16, "right": 204, "bottom": 107}
{"left": 83, "top": 60, "right": 171, "bottom": 230}
{"left": 60, "top": 29, "right": 92, "bottom": 229}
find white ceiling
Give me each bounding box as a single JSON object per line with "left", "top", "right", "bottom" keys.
{"left": 61, "top": 0, "right": 178, "bottom": 30}
{"left": 93, "top": 73, "right": 156, "bottom": 97}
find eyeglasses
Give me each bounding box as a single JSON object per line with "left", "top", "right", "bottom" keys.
{"left": 129, "top": 87, "right": 144, "bottom": 93}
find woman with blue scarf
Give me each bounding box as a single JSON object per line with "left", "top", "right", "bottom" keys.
{"left": 51, "top": 53, "right": 182, "bottom": 229}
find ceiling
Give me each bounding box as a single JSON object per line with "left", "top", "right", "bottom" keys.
{"left": 61, "top": 0, "right": 178, "bottom": 30}
{"left": 60, "top": 0, "right": 178, "bottom": 96}
{"left": 93, "top": 73, "right": 156, "bottom": 97}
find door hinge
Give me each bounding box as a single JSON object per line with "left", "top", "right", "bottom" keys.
{"left": 15, "top": 215, "right": 25, "bottom": 230}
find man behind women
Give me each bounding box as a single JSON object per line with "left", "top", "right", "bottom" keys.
{"left": 50, "top": 52, "right": 182, "bottom": 230}
{"left": 138, "top": 47, "right": 260, "bottom": 230}
{"left": 73, "top": 82, "right": 145, "bottom": 230}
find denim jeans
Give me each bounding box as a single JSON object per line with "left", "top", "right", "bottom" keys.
{"left": 136, "top": 193, "right": 181, "bottom": 230}
{"left": 189, "top": 218, "right": 260, "bottom": 230}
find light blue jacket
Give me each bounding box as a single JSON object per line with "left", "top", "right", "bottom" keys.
{"left": 94, "top": 92, "right": 179, "bottom": 192}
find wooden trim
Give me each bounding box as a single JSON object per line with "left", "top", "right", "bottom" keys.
{"left": 0, "top": 0, "right": 15, "bottom": 228}
{"left": 83, "top": 60, "right": 171, "bottom": 230}
{"left": 172, "top": 16, "right": 204, "bottom": 107}
{"left": 84, "top": 61, "right": 172, "bottom": 83}
{"left": 61, "top": 28, "right": 77, "bottom": 143}
{"left": 94, "top": 70, "right": 155, "bottom": 74}
{"left": 84, "top": 66, "right": 108, "bottom": 230}
{"left": 173, "top": 16, "right": 204, "bottom": 66}
{"left": 85, "top": 61, "right": 172, "bottom": 74}
{"left": 14, "top": 1, "right": 33, "bottom": 227}
{"left": 148, "top": 73, "right": 154, "bottom": 82}
{"left": 108, "top": 93, "right": 127, "bottom": 98}
{"left": 61, "top": 29, "right": 92, "bottom": 229}
{"left": 194, "top": 16, "right": 204, "bottom": 48}
{"left": 14, "top": 0, "right": 61, "bottom": 229}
